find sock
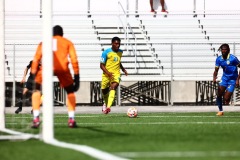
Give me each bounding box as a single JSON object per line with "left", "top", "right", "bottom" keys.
{"left": 68, "top": 111, "right": 74, "bottom": 120}
{"left": 107, "top": 90, "right": 116, "bottom": 108}
{"left": 217, "top": 96, "right": 223, "bottom": 111}
{"left": 67, "top": 93, "right": 76, "bottom": 112}
{"left": 18, "top": 101, "right": 23, "bottom": 109}
{"left": 18, "top": 93, "right": 24, "bottom": 109}
{"left": 103, "top": 92, "right": 109, "bottom": 105}
{"left": 33, "top": 110, "right": 40, "bottom": 119}
{"left": 32, "top": 91, "right": 41, "bottom": 111}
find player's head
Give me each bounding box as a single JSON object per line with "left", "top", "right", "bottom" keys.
{"left": 53, "top": 25, "right": 63, "bottom": 36}
{"left": 218, "top": 43, "right": 230, "bottom": 57}
{"left": 111, "top": 37, "right": 121, "bottom": 52}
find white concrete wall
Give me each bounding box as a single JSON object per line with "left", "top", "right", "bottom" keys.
{"left": 172, "top": 81, "right": 196, "bottom": 103}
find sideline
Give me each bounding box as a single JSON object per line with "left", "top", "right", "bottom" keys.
{"left": 116, "top": 151, "right": 240, "bottom": 158}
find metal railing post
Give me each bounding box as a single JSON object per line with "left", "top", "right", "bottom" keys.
{"left": 12, "top": 44, "right": 16, "bottom": 107}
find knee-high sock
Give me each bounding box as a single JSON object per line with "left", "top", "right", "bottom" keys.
{"left": 32, "top": 91, "right": 41, "bottom": 118}
{"left": 67, "top": 93, "right": 76, "bottom": 112}
{"left": 18, "top": 93, "right": 23, "bottom": 108}
{"left": 107, "top": 90, "right": 115, "bottom": 108}
{"left": 217, "top": 96, "right": 223, "bottom": 111}
{"left": 67, "top": 93, "right": 76, "bottom": 119}
{"left": 103, "top": 92, "right": 109, "bottom": 104}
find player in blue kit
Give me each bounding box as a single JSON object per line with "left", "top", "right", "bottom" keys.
{"left": 100, "top": 37, "right": 128, "bottom": 114}
{"left": 213, "top": 44, "right": 240, "bottom": 116}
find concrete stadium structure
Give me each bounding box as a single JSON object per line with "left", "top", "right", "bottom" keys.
{"left": 3, "top": 0, "right": 240, "bottom": 106}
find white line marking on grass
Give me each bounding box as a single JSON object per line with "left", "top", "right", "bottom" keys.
{"left": 116, "top": 151, "right": 240, "bottom": 158}
{"left": 0, "top": 128, "right": 40, "bottom": 140}
{"left": 139, "top": 115, "right": 240, "bottom": 118}
{"left": 76, "top": 122, "right": 240, "bottom": 125}
{"left": 6, "top": 115, "right": 240, "bottom": 119}
{"left": 47, "top": 139, "right": 129, "bottom": 160}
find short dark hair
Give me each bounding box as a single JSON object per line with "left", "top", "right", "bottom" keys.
{"left": 111, "top": 37, "right": 121, "bottom": 43}
{"left": 53, "top": 25, "right": 63, "bottom": 36}
{"left": 218, "top": 43, "right": 230, "bottom": 53}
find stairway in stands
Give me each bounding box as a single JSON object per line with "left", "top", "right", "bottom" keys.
{"left": 92, "top": 16, "right": 163, "bottom": 76}
{"left": 120, "top": 81, "right": 170, "bottom": 105}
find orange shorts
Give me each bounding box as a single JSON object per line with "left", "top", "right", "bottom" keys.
{"left": 35, "top": 68, "right": 73, "bottom": 88}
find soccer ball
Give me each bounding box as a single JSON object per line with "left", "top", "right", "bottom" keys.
{"left": 127, "top": 107, "right": 138, "bottom": 118}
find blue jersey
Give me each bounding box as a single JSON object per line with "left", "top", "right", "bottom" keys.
{"left": 215, "top": 54, "right": 240, "bottom": 80}
{"left": 100, "top": 48, "right": 123, "bottom": 75}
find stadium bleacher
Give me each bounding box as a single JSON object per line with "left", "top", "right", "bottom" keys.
{"left": 4, "top": 8, "right": 240, "bottom": 82}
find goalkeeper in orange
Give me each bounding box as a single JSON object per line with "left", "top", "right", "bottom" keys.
{"left": 31, "top": 25, "right": 80, "bottom": 128}
{"left": 100, "top": 37, "right": 128, "bottom": 114}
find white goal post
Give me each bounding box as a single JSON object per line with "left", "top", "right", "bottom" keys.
{"left": 0, "top": 0, "right": 54, "bottom": 142}
{"left": 0, "top": 0, "right": 5, "bottom": 130}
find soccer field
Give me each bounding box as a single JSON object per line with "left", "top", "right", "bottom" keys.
{"left": 1, "top": 111, "right": 240, "bottom": 160}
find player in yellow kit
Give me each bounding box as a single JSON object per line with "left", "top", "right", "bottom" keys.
{"left": 100, "top": 37, "right": 128, "bottom": 114}
{"left": 31, "top": 25, "right": 80, "bottom": 128}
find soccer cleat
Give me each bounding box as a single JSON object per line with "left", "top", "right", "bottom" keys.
{"left": 68, "top": 118, "right": 77, "bottom": 128}
{"left": 103, "top": 107, "right": 111, "bottom": 114}
{"left": 161, "top": 9, "right": 168, "bottom": 13}
{"left": 31, "top": 117, "right": 40, "bottom": 129}
{"left": 15, "top": 107, "right": 22, "bottom": 114}
{"left": 216, "top": 112, "right": 224, "bottom": 116}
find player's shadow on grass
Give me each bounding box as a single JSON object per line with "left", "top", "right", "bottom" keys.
{"left": 78, "top": 126, "right": 128, "bottom": 137}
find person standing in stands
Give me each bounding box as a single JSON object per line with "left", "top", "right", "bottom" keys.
{"left": 213, "top": 43, "right": 240, "bottom": 116}
{"left": 150, "top": 0, "right": 168, "bottom": 13}
{"left": 15, "top": 60, "right": 41, "bottom": 114}
{"left": 31, "top": 25, "right": 80, "bottom": 128}
{"left": 100, "top": 37, "right": 128, "bottom": 114}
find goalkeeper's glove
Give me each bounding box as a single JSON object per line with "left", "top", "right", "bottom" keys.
{"left": 73, "top": 74, "right": 80, "bottom": 92}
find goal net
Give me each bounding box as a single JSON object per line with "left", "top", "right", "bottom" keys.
{"left": 0, "top": 0, "right": 53, "bottom": 142}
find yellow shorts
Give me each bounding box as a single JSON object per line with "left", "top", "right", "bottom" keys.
{"left": 101, "top": 73, "right": 121, "bottom": 89}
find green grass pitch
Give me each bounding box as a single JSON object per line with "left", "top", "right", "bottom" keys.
{"left": 1, "top": 112, "right": 240, "bottom": 160}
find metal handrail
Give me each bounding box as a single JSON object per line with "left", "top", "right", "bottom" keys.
{"left": 118, "top": 1, "right": 138, "bottom": 73}
{"left": 127, "top": 23, "right": 137, "bottom": 73}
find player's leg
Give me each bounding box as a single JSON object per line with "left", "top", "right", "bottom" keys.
{"left": 224, "top": 91, "right": 233, "bottom": 105}
{"left": 149, "top": 0, "right": 155, "bottom": 12}
{"left": 31, "top": 83, "right": 41, "bottom": 128}
{"left": 106, "top": 82, "right": 119, "bottom": 111}
{"left": 15, "top": 87, "right": 28, "bottom": 114}
{"left": 216, "top": 85, "right": 225, "bottom": 116}
{"left": 160, "top": 0, "right": 168, "bottom": 13}
{"left": 57, "top": 71, "right": 77, "bottom": 128}
{"left": 224, "top": 80, "right": 236, "bottom": 105}
{"left": 31, "top": 70, "right": 42, "bottom": 128}
{"left": 216, "top": 77, "right": 229, "bottom": 116}
{"left": 25, "top": 76, "right": 34, "bottom": 114}
{"left": 64, "top": 85, "right": 77, "bottom": 128}
{"left": 105, "top": 74, "right": 121, "bottom": 114}
{"left": 101, "top": 88, "right": 109, "bottom": 112}
{"left": 101, "top": 74, "right": 110, "bottom": 113}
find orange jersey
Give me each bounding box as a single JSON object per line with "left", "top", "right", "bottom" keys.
{"left": 31, "top": 35, "right": 79, "bottom": 75}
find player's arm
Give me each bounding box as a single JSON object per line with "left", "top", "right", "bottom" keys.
{"left": 213, "top": 67, "right": 219, "bottom": 83}
{"left": 100, "top": 51, "right": 113, "bottom": 78}
{"left": 20, "top": 67, "right": 29, "bottom": 84}
{"left": 69, "top": 43, "right": 80, "bottom": 91}
{"left": 235, "top": 63, "right": 240, "bottom": 87}
{"left": 100, "top": 63, "right": 112, "bottom": 79}
{"left": 120, "top": 63, "right": 128, "bottom": 76}
{"left": 69, "top": 43, "right": 79, "bottom": 75}
{"left": 31, "top": 42, "right": 42, "bottom": 75}
{"left": 236, "top": 70, "right": 240, "bottom": 88}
